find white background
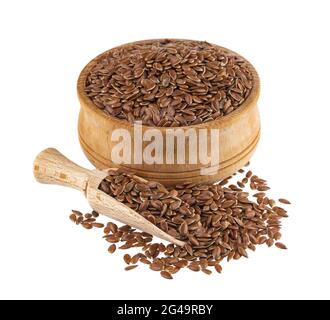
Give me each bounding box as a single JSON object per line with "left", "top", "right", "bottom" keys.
{"left": 0, "top": 0, "right": 329, "bottom": 300}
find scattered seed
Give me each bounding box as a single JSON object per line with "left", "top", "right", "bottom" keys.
{"left": 72, "top": 210, "right": 83, "bottom": 217}
{"left": 202, "top": 268, "right": 212, "bottom": 275}
{"left": 188, "top": 264, "right": 201, "bottom": 272}
{"left": 76, "top": 216, "right": 83, "bottom": 225}
{"left": 123, "top": 254, "right": 131, "bottom": 264}
{"left": 125, "top": 265, "right": 138, "bottom": 271}
{"left": 70, "top": 165, "right": 289, "bottom": 277}
{"left": 140, "top": 257, "right": 151, "bottom": 265}
{"left": 92, "top": 211, "right": 99, "bottom": 218}
{"left": 246, "top": 170, "right": 252, "bottom": 178}
{"left": 108, "top": 244, "right": 116, "bottom": 254}
{"left": 150, "top": 262, "right": 164, "bottom": 271}
{"left": 275, "top": 242, "right": 287, "bottom": 250}
{"left": 92, "top": 223, "right": 104, "bottom": 228}
{"left": 160, "top": 271, "right": 173, "bottom": 280}
{"left": 279, "top": 198, "right": 291, "bottom": 204}
{"left": 82, "top": 223, "right": 92, "bottom": 230}
{"left": 214, "top": 264, "right": 222, "bottom": 274}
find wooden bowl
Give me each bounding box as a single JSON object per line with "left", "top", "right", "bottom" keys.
{"left": 77, "top": 39, "right": 260, "bottom": 186}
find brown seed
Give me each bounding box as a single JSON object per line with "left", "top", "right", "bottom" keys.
{"left": 188, "top": 235, "right": 199, "bottom": 246}
{"left": 72, "top": 210, "right": 83, "bottom": 217}
{"left": 92, "top": 211, "right": 99, "bottom": 218}
{"left": 222, "top": 200, "right": 235, "bottom": 208}
{"left": 237, "top": 181, "right": 245, "bottom": 188}
{"left": 188, "top": 264, "right": 201, "bottom": 272}
{"left": 159, "top": 243, "right": 166, "bottom": 252}
{"left": 279, "top": 198, "right": 291, "bottom": 205}
{"left": 150, "top": 262, "right": 164, "bottom": 271}
{"left": 242, "top": 177, "right": 249, "bottom": 184}
{"left": 214, "top": 264, "right": 222, "bottom": 273}
{"left": 69, "top": 214, "right": 77, "bottom": 223}
{"left": 266, "top": 239, "right": 274, "bottom": 247}
{"left": 179, "top": 221, "right": 188, "bottom": 236}
{"left": 141, "top": 78, "right": 156, "bottom": 91}
{"left": 174, "top": 260, "right": 188, "bottom": 268}
{"left": 104, "top": 227, "right": 111, "bottom": 234}
{"left": 201, "top": 268, "right": 212, "bottom": 275}
{"left": 166, "top": 244, "right": 175, "bottom": 254}
{"left": 257, "top": 186, "right": 270, "bottom": 191}
{"left": 274, "top": 232, "right": 282, "bottom": 241}
{"left": 233, "top": 251, "right": 241, "bottom": 260}
{"left": 105, "top": 235, "right": 119, "bottom": 243}
{"left": 123, "top": 254, "right": 132, "bottom": 264}
{"left": 212, "top": 215, "right": 222, "bottom": 225}
{"left": 130, "top": 254, "right": 141, "bottom": 264}
{"left": 258, "top": 236, "right": 267, "bottom": 244}
{"left": 253, "top": 192, "right": 266, "bottom": 198}
{"left": 167, "top": 266, "right": 180, "bottom": 274}
{"left": 212, "top": 246, "right": 221, "bottom": 260}
{"left": 108, "top": 244, "right": 116, "bottom": 254}
{"left": 246, "top": 170, "right": 252, "bottom": 178}
{"left": 160, "top": 271, "right": 173, "bottom": 280}
{"left": 184, "top": 244, "right": 193, "bottom": 256}
{"left": 207, "top": 260, "right": 217, "bottom": 267}
{"left": 269, "top": 199, "right": 276, "bottom": 207}
{"left": 234, "top": 217, "right": 245, "bottom": 227}
{"left": 76, "top": 216, "right": 83, "bottom": 225}
{"left": 149, "top": 243, "right": 159, "bottom": 256}
{"left": 140, "top": 257, "right": 151, "bottom": 265}
{"left": 107, "top": 222, "right": 118, "bottom": 234}
{"left": 92, "top": 223, "right": 104, "bottom": 228}
{"left": 274, "top": 207, "right": 289, "bottom": 218}
{"left": 238, "top": 247, "right": 248, "bottom": 258}
{"left": 125, "top": 265, "right": 138, "bottom": 271}
{"left": 246, "top": 210, "right": 256, "bottom": 219}
{"left": 227, "top": 250, "right": 235, "bottom": 261}
{"left": 120, "top": 243, "right": 133, "bottom": 250}
{"left": 275, "top": 242, "right": 287, "bottom": 250}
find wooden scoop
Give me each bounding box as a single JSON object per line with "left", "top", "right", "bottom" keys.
{"left": 33, "top": 148, "right": 185, "bottom": 246}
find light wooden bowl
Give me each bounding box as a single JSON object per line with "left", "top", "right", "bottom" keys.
{"left": 77, "top": 39, "right": 260, "bottom": 186}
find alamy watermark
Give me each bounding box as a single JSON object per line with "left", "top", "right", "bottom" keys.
{"left": 110, "top": 121, "right": 220, "bottom": 175}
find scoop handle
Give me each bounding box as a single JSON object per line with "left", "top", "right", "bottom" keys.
{"left": 33, "top": 148, "right": 185, "bottom": 247}
{"left": 33, "top": 148, "right": 91, "bottom": 193}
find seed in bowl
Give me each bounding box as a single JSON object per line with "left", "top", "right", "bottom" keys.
{"left": 85, "top": 39, "right": 254, "bottom": 127}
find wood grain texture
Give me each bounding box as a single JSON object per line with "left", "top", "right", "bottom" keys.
{"left": 33, "top": 148, "right": 92, "bottom": 193}
{"left": 77, "top": 39, "right": 261, "bottom": 186}
{"left": 33, "top": 148, "right": 185, "bottom": 246}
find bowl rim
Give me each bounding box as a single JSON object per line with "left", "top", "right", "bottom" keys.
{"left": 77, "top": 38, "right": 260, "bottom": 130}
